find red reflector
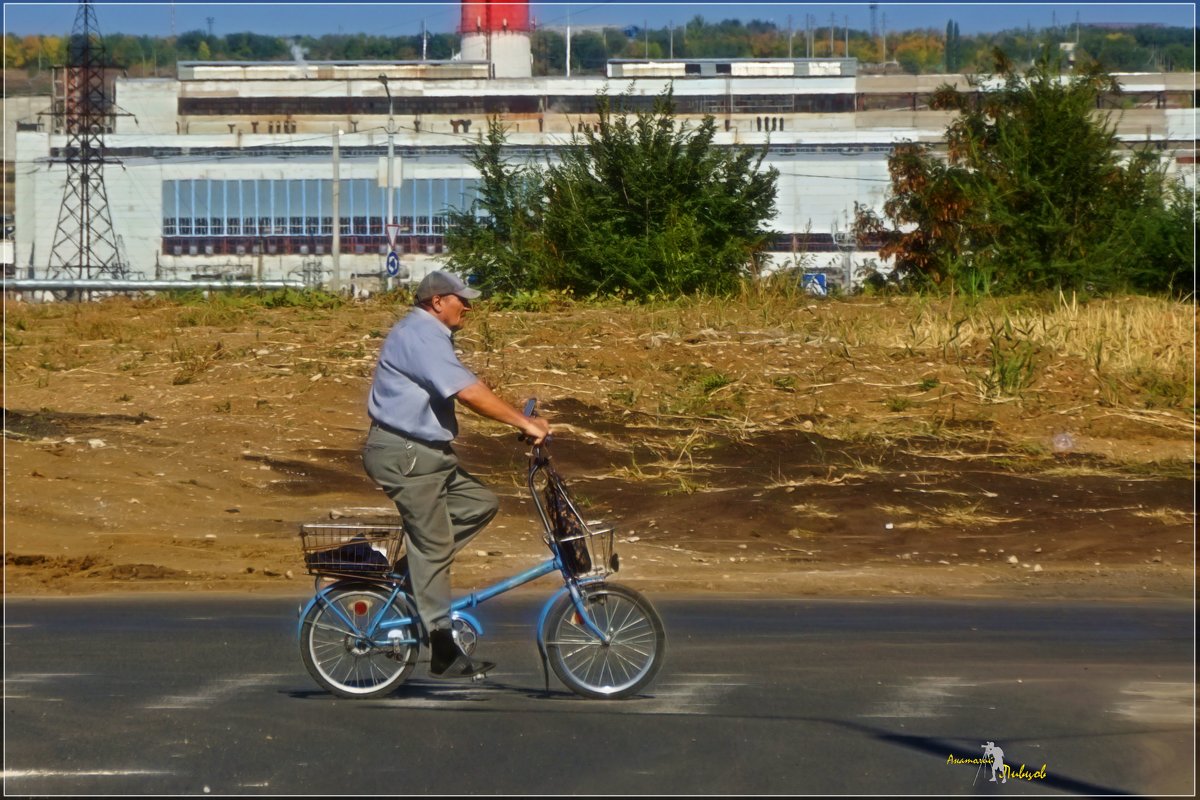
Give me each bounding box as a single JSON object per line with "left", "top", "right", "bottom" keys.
{"left": 571, "top": 612, "right": 583, "bottom": 625}
{"left": 353, "top": 600, "right": 369, "bottom": 615}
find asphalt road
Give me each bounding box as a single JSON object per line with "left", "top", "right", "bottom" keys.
{"left": 3, "top": 591, "right": 1194, "bottom": 795}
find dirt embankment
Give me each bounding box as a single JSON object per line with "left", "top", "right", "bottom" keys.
{"left": 3, "top": 293, "right": 1194, "bottom": 599}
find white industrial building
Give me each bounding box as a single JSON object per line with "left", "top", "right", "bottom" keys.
{"left": 7, "top": 8, "right": 1196, "bottom": 294}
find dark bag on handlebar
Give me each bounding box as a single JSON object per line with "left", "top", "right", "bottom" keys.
{"left": 544, "top": 481, "right": 592, "bottom": 576}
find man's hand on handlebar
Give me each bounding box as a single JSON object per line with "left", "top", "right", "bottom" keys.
{"left": 519, "top": 415, "right": 552, "bottom": 446}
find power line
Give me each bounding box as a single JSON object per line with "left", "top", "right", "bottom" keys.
{"left": 47, "top": 0, "right": 128, "bottom": 289}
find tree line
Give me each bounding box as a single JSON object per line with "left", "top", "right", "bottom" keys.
{"left": 3, "top": 16, "right": 1193, "bottom": 80}
{"left": 449, "top": 50, "right": 1191, "bottom": 300}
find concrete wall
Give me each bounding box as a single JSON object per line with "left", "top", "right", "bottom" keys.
{"left": 3, "top": 96, "right": 52, "bottom": 224}
{"left": 3, "top": 96, "right": 51, "bottom": 162}
{"left": 768, "top": 151, "right": 892, "bottom": 239}
{"left": 113, "top": 79, "right": 180, "bottom": 135}
{"left": 460, "top": 32, "right": 532, "bottom": 78}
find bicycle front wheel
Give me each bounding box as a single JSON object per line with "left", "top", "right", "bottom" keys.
{"left": 300, "top": 583, "right": 419, "bottom": 699}
{"left": 542, "top": 583, "right": 666, "bottom": 699}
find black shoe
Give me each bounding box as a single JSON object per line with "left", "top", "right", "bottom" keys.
{"left": 428, "top": 627, "right": 494, "bottom": 680}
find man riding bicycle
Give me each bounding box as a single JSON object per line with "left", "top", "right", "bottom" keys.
{"left": 362, "top": 270, "right": 550, "bottom": 679}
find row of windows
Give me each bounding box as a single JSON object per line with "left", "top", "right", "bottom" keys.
{"left": 164, "top": 215, "right": 459, "bottom": 236}
{"left": 161, "top": 178, "right": 479, "bottom": 237}
{"left": 158, "top": 231, "right": 885, "bottom": 257}
{"left": 767, "top": 233, "right": 886, "bottom": 252}
{"left": 162, "top": 236, "right": 448, "bottom": 257}
{"left": 178, "top": 93, "right": 858, "bottom": 117}
{"left": 177, "top": 90, "right": 1194, "bottom": 120}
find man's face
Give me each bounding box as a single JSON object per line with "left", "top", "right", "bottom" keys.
{"left": 428, "top": 293, "right": 471, "bottom": 331}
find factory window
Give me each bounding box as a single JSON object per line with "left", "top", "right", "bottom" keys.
{"left": 178, "top": 92, "right": 860, "bottom": 119}
{"left": 162, "top": 177, "right": 480, "bottom": 250}
{"left": 162, "top": 182, "right": 177, "bottom": 235}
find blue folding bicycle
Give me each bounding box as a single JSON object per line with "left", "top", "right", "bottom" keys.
{"left": 296, "top": 399, "right": 667, "bottom": 699}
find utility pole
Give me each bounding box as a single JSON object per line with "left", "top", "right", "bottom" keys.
{"left": 206, "top": 16, "right": 214, "bottom": 38}
{"left": 669, "top": 20, "right": 673, "bottom": 59}
{"left": 844, "top": 16, "right": 849, "bottom": 57}
{"left": 787, "top": 15, "right": 793, "bottom": 58}
{"left": 829, "top": 14, "right": 835, "bottom": 57}
{"left": 331, "top": 124, "right": 341, "bottom": 292}
{"left": 378, "top": 74, "right": 395, "bottom": 285}
{"left": 421, "top": 19, "right": 427, "bottom": 60}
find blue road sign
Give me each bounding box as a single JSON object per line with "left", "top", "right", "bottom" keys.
{"left": 386, "top": 251, "right": 400, "bottom": 276}
{"left": 802, "top": 272, "right": 828, "bottom": 296}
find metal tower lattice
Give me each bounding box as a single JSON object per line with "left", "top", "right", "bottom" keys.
{"left": 46, "top": 0, "right": 126, "bottom": 282}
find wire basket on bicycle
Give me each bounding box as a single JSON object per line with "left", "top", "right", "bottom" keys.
{"left": 539, "top": 466, "right": 617, "bottom": 579}
{"left": 299, "top": 523, "right": 405, "bottom": 579}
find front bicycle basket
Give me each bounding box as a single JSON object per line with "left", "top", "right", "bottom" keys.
{"left": 299, "top": 523, "right": 405, "bottom": 579}
{"left": 543, "top": 475, "right": 616, "bottom": 579}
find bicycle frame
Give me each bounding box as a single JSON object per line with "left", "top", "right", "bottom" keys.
{"left": 296, "top": 441, "right": 611, "bottom": 648}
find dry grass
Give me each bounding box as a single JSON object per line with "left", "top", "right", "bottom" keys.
{"left": 1132, "top": 507, "right": 1194, "bottom": 526}
{"left": 790, "top": 503, "right": 839, "bottom": 519}
{"left": 767, "top": 470, "right": 872, "bottom": 489}
{"left": 5, "top": 289, "right": 1190, "bottom": 478}
{"left": 930, "top": 502, "right": 1022, "bottom": 527}
{"left": 876, "top": 501, "right": 1021, "bottom": 529}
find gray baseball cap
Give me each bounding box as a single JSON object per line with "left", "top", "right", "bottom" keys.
{"left": 413, "top": 270, "right": 482, "bottom": 303}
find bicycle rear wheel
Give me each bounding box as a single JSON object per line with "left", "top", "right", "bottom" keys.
{"left": 300, "top": 583, "right": 419, "bottom": 698}
{"left": 542, "top": 583, "right": 666, "bottom": 699}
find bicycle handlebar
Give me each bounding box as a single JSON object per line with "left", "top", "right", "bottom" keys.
{"left": 517, "top": 397, "right": 553, "bottom": 460}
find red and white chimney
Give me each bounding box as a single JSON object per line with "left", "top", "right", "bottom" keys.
{"left": 459, "top": 0, "right": 532, "bottom": 78}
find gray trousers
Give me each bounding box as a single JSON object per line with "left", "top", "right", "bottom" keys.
{"left": 361, "top": 424, "right": 499, "bottom": 630}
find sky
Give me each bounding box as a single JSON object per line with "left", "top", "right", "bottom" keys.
{"left": 2, "top": 1, "right": 1194, "bottom": 39}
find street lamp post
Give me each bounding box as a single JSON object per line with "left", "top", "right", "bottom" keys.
{"left": 378, "top": 74, "right": 396, "bottom": 288}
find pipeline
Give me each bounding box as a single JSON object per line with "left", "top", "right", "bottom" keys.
{"left": 2, "top": 279, "right": 310, "bottom": 292}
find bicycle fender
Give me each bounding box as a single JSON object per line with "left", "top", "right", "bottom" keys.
{"left": 535, "top": 585, "right": 572, "bottom": 653}
{"left": 297, "top": 583, "right": 341, "bottom": 639}
{"left": 535, "top": 578, "right": 608, "bottom": 651}
{"left": 296, "top": 579, "right": 376, "bottom": 639}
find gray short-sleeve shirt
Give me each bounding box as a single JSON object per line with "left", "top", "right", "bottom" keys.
{"left": 367, "top": 307, "right": 478, "bottom": 442}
